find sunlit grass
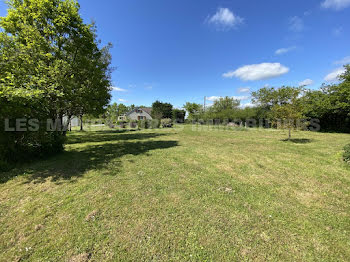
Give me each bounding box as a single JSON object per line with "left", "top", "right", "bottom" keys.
{"left": 1, "top": 126, "right": 350, "bottom": 261}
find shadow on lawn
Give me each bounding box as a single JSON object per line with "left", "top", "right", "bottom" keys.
{"left": 1, "top": 132, "right": 178, "bottom": 184}
{"left": 281, "top": 138, "right": 314, "bottom": 144}
{"left": 67, "top": 130, "right": 167, "bottom": 144}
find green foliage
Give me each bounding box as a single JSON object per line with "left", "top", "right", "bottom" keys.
{"left": 150, "top": 119, "right": 161, "bottom": 129}
{"left": 172, "top": 109, "right": 186, "bottom": 123}
{"left": 0, "top": 0, "right": 112, "bottom": 165}
{"left": 343, "top": 144, "right": 350, "bottom": 164}
{"left": 152, "top": 100, "right": 173, "bottom": 119}
{"left": 301, "top": 65, "right": 350, "bottom": 132}
{"left": 105, "top": 103, "right": 118, "bottom": 123}
{"left": 161, "top": 118, "right": 173, "bottom": 128}
{"left": 198, "top": 97, "right": 259, "bottom": 123}
{"left": 138, "top": 120, "right": 150, "bottom": 129}
{"left": 252, "top": 86, "right": 304, "bottom": 138}
{"left": 183, "top": 102, "right": 202, "bottom": 121}
{"left": 118, "top": 104, "right": 129, "bottom": 115}
{"left": 117, "top": 121, "right": 127, "bottom": 128}
{"left": 211, "top": 96, "right": 240, "bottom": 112}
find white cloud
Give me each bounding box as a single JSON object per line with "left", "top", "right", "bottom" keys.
{"left": 324, "top": 67, "right": 346, "bottom": 82}
{"left": 264, "top": 84, "right": 270, "bottom": 88}
{"left": 240, "top": 102, "right": 255, "bottom": 108}
{"left": 232, "top": 96, "right": 250, "bottom": 100}
{"left": 118, "top": 98, "right": 127, "bottom": 102}
{"left": 275, "top": 46, "right": 296, "bottom": 55}
{"left": 299, "top": 79, "right": 314, "bottom": 86}
{"left": 334, "top": 56, "right": 350, "bottom": 65}
{"left": 207, "top": 96, "right": 249, "bottom": 101}
{"left": 321, "top": 0, "right": 350, "bottom": 10}
{"left": 208, "top": 8, "right": 243, "bottom": 29}
{"left": 289, "top": 16, "right": 304, "bottom": 32}
{"left": 207, "top": 96, "right": 221, "bottom": 101}
{"left": 223, "top": 63, "right": 289, "bottom": 81}
{"left": 238, "top": 87, "right": 250, "bottom": 93}
{"left": 112, "top": 86, "right": 127, "bottom": 92}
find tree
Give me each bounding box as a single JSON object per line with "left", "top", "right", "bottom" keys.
{"left": 151, "top": 100, "right": 173, "bottom": 119}
{"left": 332, "top": 65, "right": 350, "bottom": 116}
{"left": 211, "top": 96, "right": 240, "bottom": 112}
{"left": 203, "top": 97, "right": 240, "bottom": 122}
{"left": 183, "top": 102, "right": 202, "bottom": 120}
{"left": 300, "top": 65, "right": 350, "bottom": 132}
{"left": 117, "top": 103, "right": 129, "bottom": 116}
{"left": 172, "top": 109, "right": 186, "bottom": 123}
{"left": 252, "top": 86, "right": 304, "bottom": 139}
{"left": 128, "top": 104, "right": 136, "bottom": 112}
{"left": 0, "top": 0, "right": 112, "bottom": 163}
{"left": 105, "top": 103, "right": 118, "bottom": 123}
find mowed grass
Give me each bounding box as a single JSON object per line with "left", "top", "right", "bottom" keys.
{"left": 1, "top": 125, "right": 350, "bottom": 261}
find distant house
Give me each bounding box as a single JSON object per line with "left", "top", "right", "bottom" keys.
{"left": 117, "top": 115, "right": 127, "bottom": 121}
{"left": 124, "top": 107, "right": 153, "bottom": 121}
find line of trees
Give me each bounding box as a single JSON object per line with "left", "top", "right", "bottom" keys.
{"left": 151, "top": 100, "right": 186, "bottom": 123}
{"left": 183, "top": 65, "right": 350, "bottom": 136}
{"left": 102, "top": 101, "right": 187, "bottom": 125}
{"left": 0, "top": 0, "right": 112, "bottom": 169}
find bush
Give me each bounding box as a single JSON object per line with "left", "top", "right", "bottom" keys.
{"left": 161, "top": 118, "right": 173, "bottom": 128}
{"left": 117, "top": 121, "right": 127, "bottom": 128}
{"left": 150, "top": 119, "right": 160, "bottom": 129}
{"left": 0, "top": 123, "right": 66, "bottom": 172}
{"left": 137, "top": 120, "right": 150, "bottom": 129}
{"left": 343, "top": 144, "right": 350, "bottom": 164}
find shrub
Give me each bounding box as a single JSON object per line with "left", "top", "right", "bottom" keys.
{"left": 161, "top": 118, "right": 173, "bottom": 128}
{"left": 117, "top": 121, "right": 127, "bottom": 128}
{"left": 343, "top": 144, "right": 350, "bottom": 164}
{"left": 0, "top": 123, "right": 66, "bottom": 172}
{"left": 138, "top": 120, "right": 150, "bottom": 129}
{"left": 150, "top": 119, "right": 160, "bottom": 129}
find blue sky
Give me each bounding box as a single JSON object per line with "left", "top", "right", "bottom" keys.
{"left": 1, "top": 0, "right": 350, "bottom": 108}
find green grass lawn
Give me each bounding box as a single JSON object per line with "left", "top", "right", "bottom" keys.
{"left": 1, "top": 126, "right": 350, "bottom": 261}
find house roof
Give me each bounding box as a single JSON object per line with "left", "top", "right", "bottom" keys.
{"left": 126, "top": 107, "right": 152, "bottom": 117}
{"left": 141, "top": 107, "right": 152, "bottom": 115}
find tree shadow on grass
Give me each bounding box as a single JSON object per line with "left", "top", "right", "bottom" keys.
{"left": 1, "top": 139, "right": 178, "bottom": 184}
{"left": 281, "top": 138, "right": 314, "bottom": 144}
{"left": 67, "top": 130, "right": 168, "bottom": 144}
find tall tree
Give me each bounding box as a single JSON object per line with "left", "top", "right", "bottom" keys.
{"left": 0, "top": 0, "right": 112, "bottom": 161}
{"left": 172, "top": 109, "right": 186, "bottom": 123}
{"left": 252, "top": 86, "right": 304, "bottom": 139}
{"left": 151, "top": 100, "right": 173, "bottom": 119}
{"left": 183, "top": 102, "right": 202, "bottom": 120}
{"left": 117, "top": 103, "right": 129, "bottom": 116}
{"left": 211, "top": 96, "right": 240, "bottom": 112}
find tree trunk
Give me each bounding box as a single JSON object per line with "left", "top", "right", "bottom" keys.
{"left": 288, "top": 128, "right": 291, "bottom": 140}
{"left": 80, "top": 115, "right": 83, "bottom": 131}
